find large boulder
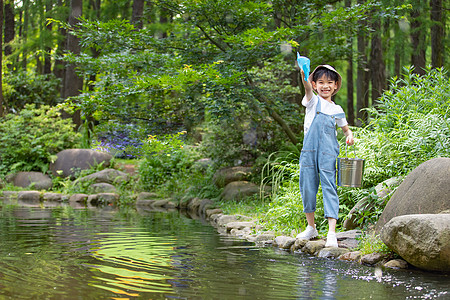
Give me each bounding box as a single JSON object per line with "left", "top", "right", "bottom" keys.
{"left": 49, "top": 149, "right": 112, "bottom": 178}
{"left": 375, "top": 158, "right": 450, "bottom": 232}
{"left": 6, "top": 172, "right": 52, "bottom": 190}
{"left": 212, "top": 166, "right": 252, "bottom": 188}
{"left": 381, "top": 214, "right": 450, "bottom": 272}
{"left": 220, "top": 181, "right": 270, "bottom": 202}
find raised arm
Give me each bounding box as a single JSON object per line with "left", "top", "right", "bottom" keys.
{"left": 300, "top": 69, "right": 314, "bottom": 103}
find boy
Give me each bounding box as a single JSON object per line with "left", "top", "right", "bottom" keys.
{"left": 297, "top": 65, "right": 354, "bottom": 247}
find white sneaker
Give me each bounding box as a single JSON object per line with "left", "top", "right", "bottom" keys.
{"left": 325, "top": 232, "right": 338, "bottom": 248}
{"left": 296, "top": 225, "right": 318, "bottom": 240}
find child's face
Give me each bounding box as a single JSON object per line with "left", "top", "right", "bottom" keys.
{"left": 312, "top": 74, "right": 338, "bottom": 101}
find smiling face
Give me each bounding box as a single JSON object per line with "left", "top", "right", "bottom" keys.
{"left": 312, "top": 74, "right": 338, "bottom": 101}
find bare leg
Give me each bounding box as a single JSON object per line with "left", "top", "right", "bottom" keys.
{"left": 327, "top": 217, "right": 336, "bottom": 233}
{"left": 306, "top": 212, "right": 315, "bottom": 227}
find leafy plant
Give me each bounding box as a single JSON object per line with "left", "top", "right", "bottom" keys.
{"left": 3, "top": 71, "right": 62, "bottom": 111}
{"left": 0, "top": 104, "right": 82, "bottom": 176}
{"left": 138, "top": 131, "right": 200, "bottom": 191}
{"left": 357, "top": 232, "right": 392, "bottom": 255}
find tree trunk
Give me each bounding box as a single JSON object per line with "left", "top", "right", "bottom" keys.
{"left": 370, "top": 15, "right": 385, "bottom": 103}
{"left": 410, "top": 6, "right": 427, "bottom": 75}
{"left": 4, "top": 0, "right": 14, "bottom": 58}
{"left": 21, "top": 0, "right": 30, "bottom": 70}
{"left": 132, "top": 0, "right": 144, "bottom": 29}
{"left": 356, "top": 0, "right": 369, "bottom": 126}
{"left": 345, "top": 0, "right": 354, "bottom": 126}
{"left": 44, "top": 1, "right": 53, "bottom": 75}
{"left": 430, "top": 0, "right": 444, "bottom": 68}
{"left": 53, "top": 0, "right": 67, "bottom": 92}
{"left": 63, "top": 0, "right": 83, "bottom": 128}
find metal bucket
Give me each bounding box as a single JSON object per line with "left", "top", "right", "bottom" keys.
{"left": 337, "top": 145, "right": 365, "bottom": 188}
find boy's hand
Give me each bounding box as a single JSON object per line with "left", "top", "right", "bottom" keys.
{"left": 346, "top": 136, "right": 354, "bottom": 146}
{"left": 342, "top": 126, "right": 354, "bottom": 145}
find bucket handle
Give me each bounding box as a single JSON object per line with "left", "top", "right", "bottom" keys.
{"left": 345, "top": 142, "right": 357, "bottom": 158}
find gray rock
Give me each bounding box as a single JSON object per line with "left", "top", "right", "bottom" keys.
{"left": 360, "top": 253, "right": 387, "bottom": 266}
{"left": 274, "top": 236, "right": 296, "bottom": 249}
{"left": 339, "top": 251, "right": 362, "bottom": 262}
{"left": 215, "top": 214, "right": 240, "bottom": 227}
{"left": 205, "top": 208, "right": 223, "bottom": 219}
{"left": 17, "top": 191, "right": 41, "bottom": 204}
{"left": 2, "top": 191, "right": 18, "bottom": 201}
{"left": 226, "top": 221, "right": 255, "bottom": 232}
{"left": 253, "top": 233, "right": 276, "bottom": 243}
{"left": 7, "top": 172, "right": 52, "bottom": 190}
{"left": 318, "top": 247, "right": 349, "bottom": 259}
{"left": 75, "top": 169, "right": 129, "bottom": 185}
{"left": 380, "top": 214, "right": 450, "bottom": 272}
{"left": 220, "top": 181, "right": 270, "bottom": 202}
{"left": 384, "top": 259, "right": 408, "bottom": 269}
{"left": 376, "top": 158, "right": 450, "bottom": 231}
{"left": 230, "top": 227, "right": 252, "bottom": 237}
{"left": 89, "top": 183, "right": 117, "bottom": 194}
{"left": 302, "top": 240, "right": 326, "bottom": 255}
{"left": 88, "top": 193, "right": 119, "bottom": 206}
{"left": 336, "top": 230, "right": 362, "bottom": 249}
{"left": 212, "top": 166, "right": 253, "bottom": 188}
{"left": 186, "top": 197, "right": 203, "bottom": 213}
{"left": 50, "top": 149, "right": 112, "bottom": 178}
{"left": 69, "top": 194, "right": 88, "bottom": 204}
{"left": 293, "top": 238, "right": 309, "bottom": 251}
{"left": 42, "top": 193, "right": 66, "bottom": 202}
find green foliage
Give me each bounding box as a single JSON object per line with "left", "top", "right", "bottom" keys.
{"left": 3, "top": 71, "right": 62, "bottom": 111}
{"left": 0, "top": 104, "right": 82, "bottom": 176}
{"left": 357, "top": 232, "right": 392, "bottom": 255}
{"left": 138, "top": 132, "right": 200, "bottom": 190}
{"left": 357, "top": 67, "right": 450, "bottom": 186}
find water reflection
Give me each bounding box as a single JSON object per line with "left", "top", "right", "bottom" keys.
{"left": 0, "top": 205, "right": 448, "bottom": 299}
{"left": 88, "top": 231, "right": 176, "bottom": 296}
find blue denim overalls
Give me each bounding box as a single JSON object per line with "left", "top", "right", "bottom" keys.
{"left": 299, "top": 98, "right": 345, "bottom": 220}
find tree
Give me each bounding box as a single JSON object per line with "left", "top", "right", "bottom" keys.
{"left": 63, "top": 0, "right": 83, "bottom": 128}
{"left": 4, "top": 0, "right": 14, "bottom": 58}
{"left": 430, "top": 0, "right": 444, "bottom": 68}
{"left": 131, "top": 0, "right": 144, "bottom": 29}
{"left": 356, "top": 0, "right": 369, "bottom": 125}
{"left": 370, "top": 9, "right": 386, "bottom": 102}
{"left": 410, "top": 1, "right": 427, "bottom": 75}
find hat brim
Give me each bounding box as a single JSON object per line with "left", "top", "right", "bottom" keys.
{"left": 308, "top": 65, "right": 342, "bottom": 96}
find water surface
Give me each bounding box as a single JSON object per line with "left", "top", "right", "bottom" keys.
{"left": 0, "top": 205, "right": 448, "bottom": 299}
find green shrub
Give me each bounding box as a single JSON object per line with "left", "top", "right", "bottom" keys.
{"left": 357, "top": 232, "right": 392, "bottom": 255}
{"left": 4, "top": 71, "right": 62, "bottom": 110}
{"left": 355, "top": 67, "right": 450, "bottom": 186}
{"left": 0, "top": 104, "right": 82, "bottom": 176}
{"left": 138, "top": 132, "right": 200, "bottom": 191}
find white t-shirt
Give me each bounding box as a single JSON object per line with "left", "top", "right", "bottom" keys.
{"left": 302, "top": 94, "right": 348, "bottom": 134}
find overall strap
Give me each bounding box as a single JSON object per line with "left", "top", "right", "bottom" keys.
{"left": 316, "top": 96, "right": 322, "bottom": 112}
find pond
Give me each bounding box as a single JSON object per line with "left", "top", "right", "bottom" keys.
{"left": 0, "top": 204, "right": 448, "bottom": 299}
